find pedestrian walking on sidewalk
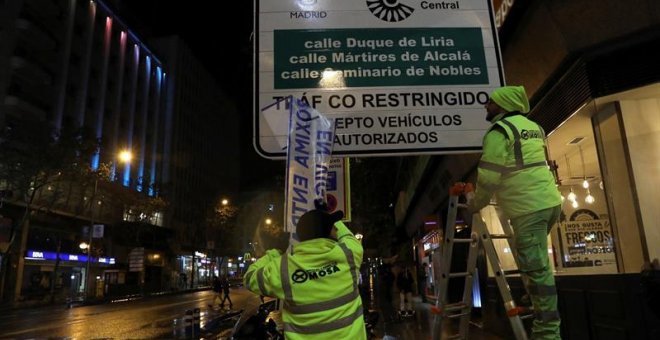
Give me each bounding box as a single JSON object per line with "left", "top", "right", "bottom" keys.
{"left": 467, "top": 85, "right": 562, "bottom": 340}
{"left": 210, "top": 276, "right": 222, "bottom": 307}
{"left": 377, "top": 263, "right": 396, "bottom": 322}
{"left": 418, "top": 263, "right": 428, "bottom": 303}
{"left": 396, "top": 267, "right": 414, "bottom": 315}
{"left": 219, "top": 275, "right": 233, "bottom": 309}
{"left": 243, "top": 204, "right": 366, "bottom": 339}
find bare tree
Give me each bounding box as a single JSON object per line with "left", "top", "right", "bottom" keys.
{"left": 0, "top": 119, "right": 98, "bottom": 301}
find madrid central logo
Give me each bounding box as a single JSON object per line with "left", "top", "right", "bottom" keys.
{"left": 367, "top": 0, "right": 415, "bottom": 22}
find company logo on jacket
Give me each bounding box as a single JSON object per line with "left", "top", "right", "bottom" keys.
{"left": 291, "top": 262, "right": 342, "bottom": 283}
{"left": 520, "top": 129, "right": 542, "bottom": 140}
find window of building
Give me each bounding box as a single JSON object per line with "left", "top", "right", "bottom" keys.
{"left": 545, "top": 83, "right": 660, "bottom": 275}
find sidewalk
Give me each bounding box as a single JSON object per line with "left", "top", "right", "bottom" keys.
{"left": 372, "top": 296, "right": 504, "bottom": 340}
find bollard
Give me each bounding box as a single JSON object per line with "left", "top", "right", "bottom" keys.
{"left": 184, "top": 309, "right": 193, "bottom": 339}
{"left": 193, "top": 308, "right": 201, "bottom": 337}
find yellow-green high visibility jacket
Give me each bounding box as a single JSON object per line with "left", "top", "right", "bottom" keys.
{"left": 243, "top": 221, "right": 366, "bottom": 340}
{"left": 473, "top": 113, "right": 561, "bottom": 217}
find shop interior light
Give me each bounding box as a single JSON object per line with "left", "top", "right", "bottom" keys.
{"left": 567, "top": 188, "right": 577, "bottom": 202}
{"left": 571, "top": 200, "right": 579, "bottom": 209}
{"left": 585, "top": 189, "right": 595, "bottom": 204}
{"left": 582, "top": 178, "right": 590, "bottom": 189}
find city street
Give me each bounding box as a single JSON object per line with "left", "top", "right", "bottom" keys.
{"left": 0, "top": 288, "right": 254, "bottom": 339}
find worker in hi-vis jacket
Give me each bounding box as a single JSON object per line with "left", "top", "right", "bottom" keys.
{"left": 468, "top": 86, "right": 562, "bottom": 340}
{"left": 244, "top": 206, "right": 365, "bottom": 339}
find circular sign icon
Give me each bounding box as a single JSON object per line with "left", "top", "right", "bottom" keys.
{"left": 326, "top": 194, "right": 338, "bottom": 212}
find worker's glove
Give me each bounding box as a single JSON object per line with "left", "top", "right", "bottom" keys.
{"left": 314, "top": 198, "right": 329, "bottom": 212}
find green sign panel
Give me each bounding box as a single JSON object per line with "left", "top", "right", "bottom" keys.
{"left": 274, "top": 28, "right": 487, "bottom": 89}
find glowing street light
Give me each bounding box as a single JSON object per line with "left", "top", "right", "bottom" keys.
{"left": 221, "top": 198, "right": 229, "bottom": 206}
{"left": 118, "top": 149, "right": 132, "bottom": 163}
{"left": 265, "top": 218, "right": 272, "bottom": 225}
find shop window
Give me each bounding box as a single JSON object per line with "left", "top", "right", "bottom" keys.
{"left": 546, "top": 101, "right": 619, "bottom": 275}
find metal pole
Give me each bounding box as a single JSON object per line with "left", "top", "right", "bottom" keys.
{"left": 84, "top": 178, "right": 98, "bottom": 300}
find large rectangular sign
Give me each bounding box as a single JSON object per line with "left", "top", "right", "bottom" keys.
{"left": 255, "top": 0, "right": 504, "bottom": 159}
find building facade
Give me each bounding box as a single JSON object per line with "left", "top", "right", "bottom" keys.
{"left": 0, "top": 0, "right": 170, "bottom": 302}
{"left": 150, "top": 36, "right": 241, "bottom": 288}
{"left": 396, "top": 1, "right": 660, "bottom": 339}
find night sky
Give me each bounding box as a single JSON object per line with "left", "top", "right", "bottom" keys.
{"left": 109, "top": 1, "right": 283, "bottom": 190}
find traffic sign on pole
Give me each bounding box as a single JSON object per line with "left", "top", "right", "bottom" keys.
{"left": 254, "top": 0, "right": 504, "bottom": 159}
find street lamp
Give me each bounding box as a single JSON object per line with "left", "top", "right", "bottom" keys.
{"left": 84, "top": 150, "right": 131, "bottom": 300}
{"left": 118, "top": 150, "right": 132, "bottom": 163}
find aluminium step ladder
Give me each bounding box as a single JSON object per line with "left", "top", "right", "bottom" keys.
{"left": 430, "top": 183, "right": 530, "bottom": 340}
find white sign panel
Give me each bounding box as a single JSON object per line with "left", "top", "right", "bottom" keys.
{"left": 326, "top": 157, "right": 351, "bottom": 221}
{"left": 255, "top": 0, "right": 504, "bottom": 159}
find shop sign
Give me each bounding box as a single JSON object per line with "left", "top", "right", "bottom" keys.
{"left": 421, "top": 230, "right": 442, "bottom": 251}
{"left": 559, "top": 217, "right": 617, "bottom": 270}
{"left": 25, "top": 250, "right": 115, "bottom": 264}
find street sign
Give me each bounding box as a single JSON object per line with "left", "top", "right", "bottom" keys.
{"left": 129, "top": 247, "right": 145, "bottom": 272}
{"left": 92, "top": 224, "right": 104, "bottom": 238}
{"left": 255, "top": 0, "right": 504, "bottom": 159}
{"left": 327, "top": 158, "right": 351, "bottom": 222}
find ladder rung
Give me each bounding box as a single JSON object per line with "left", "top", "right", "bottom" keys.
{"left": 448, "top": 272, "right": 471, "bottom": 278}
{"left": 447, "top": 334, "right": 463, "bottom": 340}
{"left": 502, "top": 269, "right": 521, "bottom": 276}
{"left": 489, "top": 233, "right": 510, "bottom": 239}
{"left": 520, "top": 313, "right": 535, "bottom": 320}
{"left": 447, "top": 311, "right": 471, "bottom": 319}
{"left": 453, "top": 238, "right": 472, "bottom": 243}
{"left": 444, "top": 302, "right": 469, "bottom": 312}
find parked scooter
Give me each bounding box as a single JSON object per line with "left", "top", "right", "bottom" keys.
{"left": 229, "top": 295, "right": 379, "bottom": 339}
{"left": 230, "top": 296, "right": 283, "bottom": 340}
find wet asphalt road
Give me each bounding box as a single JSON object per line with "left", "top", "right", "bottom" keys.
{"left": 0, "top": 287, "right": 257, "bottom": 339}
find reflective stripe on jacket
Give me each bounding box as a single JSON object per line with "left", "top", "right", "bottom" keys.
{"left": 473, "top": 113, "right": 561, "bottom": 217}
{"left": 244, "top": 221, "right": 366, "bottom": 340}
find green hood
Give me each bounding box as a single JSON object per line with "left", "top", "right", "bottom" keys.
{"left": 490, "top": 86, "right": 530, "bottom": 114}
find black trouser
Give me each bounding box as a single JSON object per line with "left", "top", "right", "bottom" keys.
{"left": 220, "top": 290, "right": 232, "bottom": 306}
